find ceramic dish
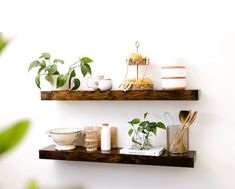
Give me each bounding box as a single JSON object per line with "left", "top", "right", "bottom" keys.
{"left": 161, "top": 77, "right": 186, "bottom": 90}
{"left": 47, "top": 128, "right": 82, "bottom": 151}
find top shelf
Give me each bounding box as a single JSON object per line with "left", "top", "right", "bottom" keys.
{"left": 41, "top": 90, "right": 199, "bottom": 101}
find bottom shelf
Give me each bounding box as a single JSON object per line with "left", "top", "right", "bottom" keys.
{"left": 39, "top": 145, "right": 196, "bottom": 168}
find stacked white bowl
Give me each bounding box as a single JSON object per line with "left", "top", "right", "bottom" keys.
{"left": 161, "top": 59, "right": 186, "bottom": 90}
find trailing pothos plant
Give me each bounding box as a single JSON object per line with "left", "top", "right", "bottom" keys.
{"left": 128, "top": 112, "right": 166, "bottom": 149}
{"left": 28, "top": 52, "right": 93, "bottom": 90}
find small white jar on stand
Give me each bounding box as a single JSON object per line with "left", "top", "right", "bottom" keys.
{"left": 101, "top": 123, "right": 111, "bottom": 151}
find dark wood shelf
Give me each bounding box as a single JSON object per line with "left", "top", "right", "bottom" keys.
{"left": 39, "top": 145, "right": 196, "bottom": 168}
{"left": 41, "top": 90, "right": 199, "bottom": 101}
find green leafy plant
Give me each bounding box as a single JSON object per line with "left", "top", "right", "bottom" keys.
{"left": 26, "top": 179, "right": 84, "bottom": 189}
{"left": 28, "top": 52, "right": 93, "bottom": 90}
{"left": 128, "top": 113, "right": 166, "bottom": 149}
{"left": 0, "top": 32, "right": 9, "bottom": 54}
{"left": 0, "top": 120, "right": 30, "bottom": 156}
{"left": 26, "top": 180, "right": 38, "bottom": 189}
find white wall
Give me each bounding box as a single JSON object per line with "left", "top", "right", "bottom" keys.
{"left": 0, "top": 0, "right": 235, "bottom": 188}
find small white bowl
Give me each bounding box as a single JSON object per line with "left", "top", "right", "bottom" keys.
{"left": 161, "top": 78, "right": 186, "bottom": 90}
{"left": 47, "top": 128, "right": 82, "bottom": 151}
{"left": 98, "top": 79, "right": 113, "bottom": 91}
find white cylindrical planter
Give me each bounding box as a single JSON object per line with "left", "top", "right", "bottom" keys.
{"left": 161, "top": 66, "right": 186, "bottom": 90}
{"left": 101, "top": 123, "right": 111, "bottom": 151}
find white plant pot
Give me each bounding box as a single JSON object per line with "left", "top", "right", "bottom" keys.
{"left": 51, "top": 75, "right": 69, "bottom": 91}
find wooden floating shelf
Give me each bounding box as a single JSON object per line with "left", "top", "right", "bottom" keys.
{"left": 41, "top": 90, "right": 199, "bottom": 101}
{"left": 39, "top": 145, "right": 196, "bottom": 168}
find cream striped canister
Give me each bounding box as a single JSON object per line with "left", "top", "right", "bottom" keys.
{"left": 161, "top": 66, "right": 186, "bottom": 90}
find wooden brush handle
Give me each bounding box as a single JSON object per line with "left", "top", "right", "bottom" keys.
{"left": 172, "top": 126, "right": 189, "bottom": 150}
{"left": 169, "top": 111, "right": 191, "bottom": 148}
{"left": 172, "top": 111, "right": 197, "bottom": 149}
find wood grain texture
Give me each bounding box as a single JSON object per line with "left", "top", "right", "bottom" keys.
{"left": 41, "top": 90, "right": 199, "bottom": 100}
{"left": 39, "top": 145, "right": 196, "bottom": 168}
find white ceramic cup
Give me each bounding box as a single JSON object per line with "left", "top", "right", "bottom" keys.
{"left": 98, "top": 79, "right": 113, "bottom": 91}
{"left": 86, "top": 75, "right": 105, "bottom": 90}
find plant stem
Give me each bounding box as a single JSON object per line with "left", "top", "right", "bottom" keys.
{"left": 132, "top": 139, "right": 142, "bottom": 145}
{"left": 145, "top": 132, "right": 149, "bottom": 139}
{"left": 69, "top": 60, "right": 81, "bottom": 69}
{"left": 132, "top": 125, "right": 138, "bottom": 135}
{"left": 70, "top": 65, "right": 80, "bottom": 69}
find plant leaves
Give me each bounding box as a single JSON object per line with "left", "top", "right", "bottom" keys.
{"left": 68, "top": 70, "right": 76, "bottom": 89}
{"left": 53, "top": 71, "right": 59, "bottom": 75}
{"left": 40, "top": 52, "right": 51, "bottom": 60}
{"left": 128, "top": 121, "right": 133, "bottom": 126}
{"left": 142, "top": 130, "right": 147, "bottom": 134}
{"left": 156, "top": 122, "right": 166, "bottom": 129}
{"left": 35, "top": 76, "right": 41, "bottom": 89}
{"left": 128, "top": 129, "right": 133, "bottom": 136}
{"left": 129, "top": 118, "right": 140, "bottom": 125}
{"left": 45, "top": 74, "right": 52, "bottom": 83}
{"left": 0, "top": 120, "right": 30, "bottom": 156}
{"left": 54, "top": 59, "right": 64, "bottom": 64}
{"left": 28, "top": 60, "right": 40, "bottom": 72}
{"left": 0, "top": 32, "right": 9, "bottom": 53}
{"left": 151, "top": 127, "right": 157, "bottom": 135}
{"left": 81, "top": 64, "right": 88, "bottom": 77}
{"left": 71, "top": 78, "right": 80, "bottom": 90}
{"left": 0, "top": 41, "right": 7, "bottom": 54}
{"left": 56, "top": 75, "right": 67, "bottom": 88}
{"left": 84, "top": 63, "right": 92, "bottom": 75}
{"left": 37, "top": 60, "right": 46, "bottom": 75}
{"left": 144, "top": 112, "right": 148, "bottom": 119}
{"left": 49, "top": 64, "right": 58, "bottom": 75}
{"left": 37, "top": 67, "right": 45, "bottom": 75}
{"left": 81, "top": 57, "right": 93, "bottom": 64}
{"left": 40, "top": 60, "right": 46, "bottom": 68}
{"left": 26, "top": 179, "right": 38, "bottom": 189}
{"left": 144, "top": 122, "right": 156, "bottom": 134}
{"left": 70, "top": 69, "right": 76, "bottom": 78}
{"left": 0, "top": 33, "right": 8, "bottom": 54}
{"left": 139, "top": 121, "right": 148, "bottom": 128}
